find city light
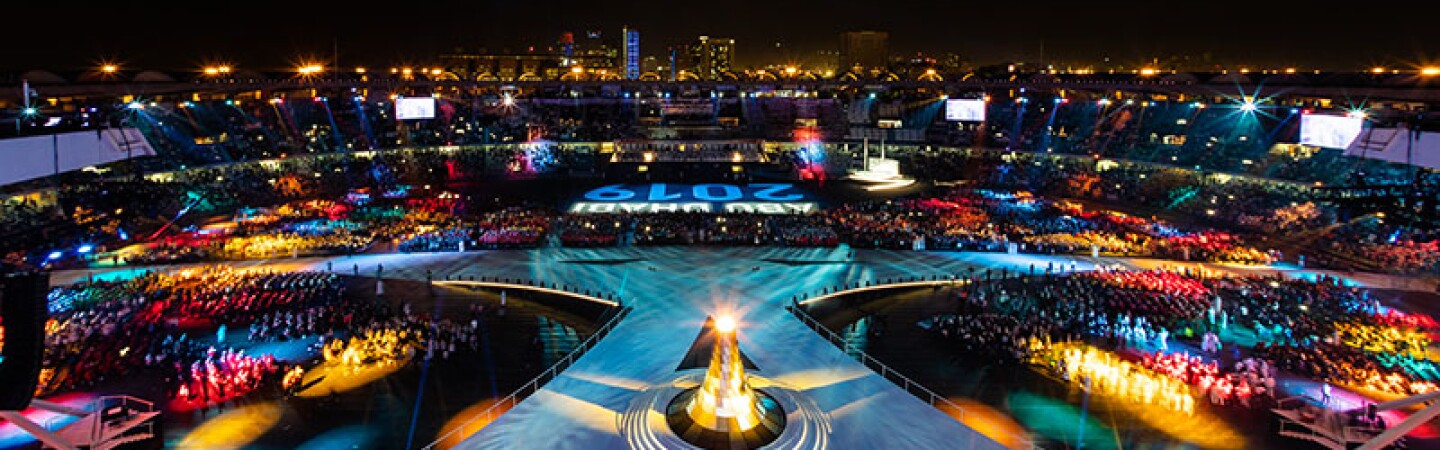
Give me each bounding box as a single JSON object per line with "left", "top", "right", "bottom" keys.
{"left": 1372, "top": 67, "right": 1387, "bottom": 74}
{"left": 785, "top": 66, "right": 798, "bottom": 75}
{"left": 1097, "top": 98, "right": 1111, "bottom": 106}
{"left": 1139, "top": 68, "right": 1157, "bottom": 76}
{"left": 1239, "top": 100, "right": 1257, "bottom": 112}
{"left": 1346, "top": 110, "right": 1368, "bottom": 119}
{"left": 47, "top": 251, "right": 63, "bottom": 260}
{"left": 76, "top": 244, "right": 93, "bottom": 254}
{"left": 430, "top": 68, "right": 443, "bottom": 76}
{"left": 571, "top": 66, "right": 584, "bottom": 74}
{"left": 297, "top": 64, "right": 324, "bottom": 75}
{"left": 1284, "top": 67, "right": 1297, "bottom": 74}
{"left": 1421, "top": 67, "right": 1440, "bottom": 76}
{"left": 925, "top": 68, "right": 937, "bottom": 76}
{"left": 22, "top": 107, "right": 37, "bottom": 115}
{"left": 355, "top": 67, "right": 367, "bottom": 74}
{"left": 127, "top": 101, "right": 144, "bottom": 110}
{"left": 101, "top": 64, "right": 119, "bottom": 74}
{"left": 501, "top": 93, "right": 515, "bottom": 107}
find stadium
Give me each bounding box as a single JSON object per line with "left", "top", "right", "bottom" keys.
{"left": 2, "top": 60, "right": 1440, "bottom": 450}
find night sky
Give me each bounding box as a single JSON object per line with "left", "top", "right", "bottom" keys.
{"left": 5, "top": 0, "right": 1436, "bottom": 72}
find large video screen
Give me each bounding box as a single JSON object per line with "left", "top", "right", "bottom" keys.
{"left": 395, "top": 97, "right": 436, "bottom": 120}
{"left": 945, "top": 99, "right": 987, "bottom": 122}
{"left": 1300, "top": 113, "right": 1364, "bottom": 149}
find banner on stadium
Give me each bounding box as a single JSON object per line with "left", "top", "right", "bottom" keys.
{"left": 568, "top": 183, "right": 819, "bottom": 214}
{"left": 0, "top": 128, "right": 156, "bottom": 186}
{"left": 1340, "top": 125, "right": 1440, "bottom": 170}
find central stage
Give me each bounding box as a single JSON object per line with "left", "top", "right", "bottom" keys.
{"left": 432, "top": 247, "right": 1078, "bottom": 449}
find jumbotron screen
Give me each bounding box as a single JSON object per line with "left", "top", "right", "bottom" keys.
{"left": 1299, "top": 113, "right": 1364, "bottom": 149}
{"left": 395, "top": 97, "right": 436, "bottom": 120}
{"left": 944, "top": 99, "right": 987, "bottom": 122}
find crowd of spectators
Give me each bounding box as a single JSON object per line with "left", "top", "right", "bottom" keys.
{"left": 37, "top": 266, "right": 344, "bottom": 398}
{"left": 3, "top": 125, "right": 1437, "bottom": 277}
{"left": 1139, "top": 351, "right": 1278, "bottom": 409}
{"left": 558, "top": 216, "right": 622, "bottom": 247}
{"left": 921, "top": 313, "right": 1047, "bottom": 365}
{"left": 172, "top": 348, "right": 281, "bottom": 408}
{"left": 1315, "top": 219, "right": 1440, "bottom": 274}
{"left": 909, "top": 266, "right": 1440, "bottom": 420}
{"left": 33, "top": 259, "right": 521, "bottom": 412}
{"left": 475, "top": 208, "right": 551, "bottom": 249}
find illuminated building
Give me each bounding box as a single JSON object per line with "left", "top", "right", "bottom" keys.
{"left": 840, "top": 30, "right": 889, "bottom": 71}
{"left": 623, "top": 27, "right": 641, "bottom": 80}
{"left": 666, "top": 317, "right": 784, "bottom": 448}
{"left": 687, "top": 36, "right": 735, "bottom": 81}
{"left": 573, "top": 30, "right": 619, "bottom": 72}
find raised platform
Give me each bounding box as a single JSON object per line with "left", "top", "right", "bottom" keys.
{"left": 440, "top": 247, "right": 1015, "bottom": 449}
{"left": 665, "top": 388, "right": 784, "bottom": 449}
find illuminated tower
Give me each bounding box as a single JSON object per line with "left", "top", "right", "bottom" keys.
{"left": 623, "top": 26, "right": 640, "bottom": 80}
{"left": 666, "top": 316, "right": 785, "bottom": 449}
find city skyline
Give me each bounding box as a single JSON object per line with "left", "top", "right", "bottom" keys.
{"left": 3, "top": 0, "right": 1438, "bottom": 72}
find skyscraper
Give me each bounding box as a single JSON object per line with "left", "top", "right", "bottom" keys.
{"left": 840, "top": 31, "right": 889, "bottom": 71}
{"left": 691, "top": 36, "right": 735, "bottom": 81}
{"left": 623, "top": 27, "right": 641, "bottom": 80}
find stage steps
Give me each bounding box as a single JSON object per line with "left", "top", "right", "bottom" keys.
{"left": 46, "top": 399, "right": 159, "bottom": 450}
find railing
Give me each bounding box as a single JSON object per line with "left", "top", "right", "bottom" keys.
{"left": 431, "top": 277, "right": 623, "bottom": 308}
{"left": 422, "top": 304, "right": 632, "bottom": 449}
{"left": 787, "top": 301, "right": 1037, "bottom": 450}
{"left": 796, "top": 277, "right": 967, "bottom": 307}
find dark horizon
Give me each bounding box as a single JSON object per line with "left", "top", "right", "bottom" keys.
{"left": 4, "top": 0, "right": 1437, "bottom": 72}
